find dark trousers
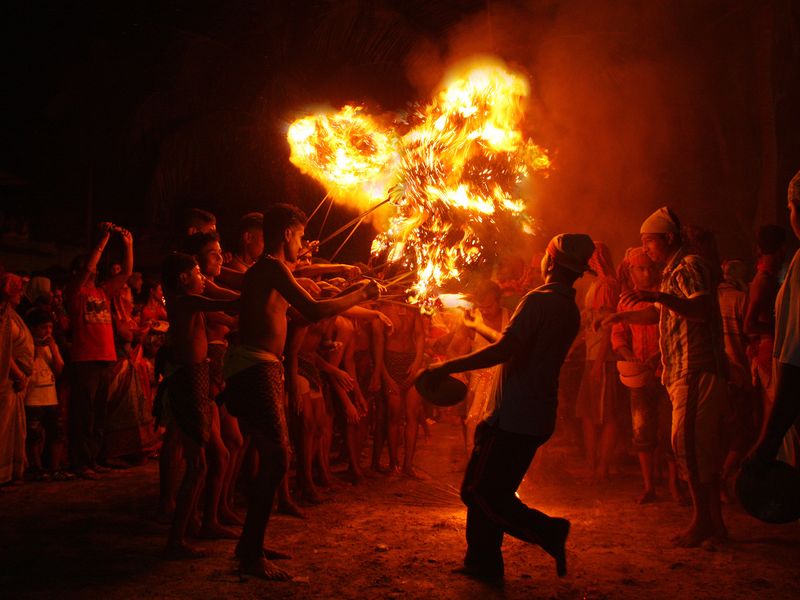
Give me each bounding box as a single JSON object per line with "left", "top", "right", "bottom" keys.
{"left": 67, "top": 361, "right": 112, "bottom": 469}
{"left": 460, "top": 421, "right": 554, "bottom": 575}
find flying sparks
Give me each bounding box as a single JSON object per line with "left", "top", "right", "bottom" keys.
{"left": 287, "top": 58, "right": 550, "bottom": 307}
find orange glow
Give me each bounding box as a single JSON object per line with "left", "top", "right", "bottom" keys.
{"left": 287, "top": 58, "right": 550, "bottom": 307}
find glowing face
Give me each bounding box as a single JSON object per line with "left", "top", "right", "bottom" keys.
{"left": 181, "top": 265, "right": 205, "bottom": 295}
{"left": 199, "top": 241, "right": 224, "bottom": 278}
{"left": 641, "top": 234, "right": 670, "bottom": 264}
{"left": 630, "top": 264, "right": 656, "bottom": 290}
{"left": 31, "top": 322, "right": 53, "bottom": 342}
{"left": 150, "top": 284, "right": 163, "bottom": 302}
{"left": 245, "top": 230, "right": 264, "bottom": 260}
{"left": 475, "top": 294, "right": 502, "bottom": 320}
{"left": 285, "top": 225, "right": 305, "bottom": 263}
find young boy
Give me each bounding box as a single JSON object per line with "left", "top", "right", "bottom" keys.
{"left": 24, "top": 308, "right": 66, "bottom": 479}
{"left": 220, "top": 203, "right": 379, "bottom": 580}
{"left": 160, "top": 252, "right": 239, "bottom": 557}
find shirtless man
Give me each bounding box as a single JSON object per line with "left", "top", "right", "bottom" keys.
{"left": 160, "top": 252, "right": 239, "bottom": 558}
{"left": 220, "top": 203, "right": 379, "bottom": 579}
{"left": 379, "top": 299, "right": 425, "bottom": 476}
{"left": 186, "top": 232, "right": 242, "bottom": 534}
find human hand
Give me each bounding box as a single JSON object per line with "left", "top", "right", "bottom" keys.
{"left": 296, "top": 277, "right": 322, "bottom": 296}
{"left": 117, "top": 227, "right": 133, "bottom": 245}
{"left": 344, "top": 264, "right": 362, "bottom": 279}
{"left": 620, "top": 289, "right": 660, "bottom": 307}
{"left": 330, "top": 368, "right": 354, "bottom": 392}
{"left": 364, "top": 279, "right": 381, "bottom": 300}
{"left": 12, "top": 374, "right": 29, "bottom": 394}
{"left": 375, "top": 310, "right": 394, "bottom": 334}
{"left": 600, "top": 313, "right": 619, "bottom": 328}
{"left": 343, "top": 400, "right": 360, "bottom": 424}
{"left": 462, "top": 309, "right": 481, "bottom": 330}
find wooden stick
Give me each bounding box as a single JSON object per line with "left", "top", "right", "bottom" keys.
{"left": 306, "top": 192, "right": 330, "bottom": 222}
{"left": 328, "top": 215, "right": 365, "bottom": 262}
{"left": 317, "top": 195, "right": 335, "bottom": 239}
{"left": 299, "top": 197, "right": 394, "bottom": 259}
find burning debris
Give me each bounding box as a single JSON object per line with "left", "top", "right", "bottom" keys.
{"left": 287, "top": 58, "right": 550, "bottom": 307}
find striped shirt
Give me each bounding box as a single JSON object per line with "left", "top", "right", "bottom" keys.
{"left": 656, "top": 248, "right": 727, "bottom": 387}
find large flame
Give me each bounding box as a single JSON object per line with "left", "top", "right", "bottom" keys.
{"left": 287, "top": 58, "right": 550, "bottom": 307}
{"left": 287, "top": 105, "right": 399, "bottom": 214}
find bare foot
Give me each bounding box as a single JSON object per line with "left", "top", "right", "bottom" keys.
{"left": 277, "top": 500, "right": 307, "bottom": 519}
{"left": 386, "top": 466, "right": 401, "bottom": 478}
{"left": 235, "top": 543, "right": 292, "bottom": 561}
{"left": 263, "top": 547, "right": 292, "bottom": 560}
{"left": 165, "top": 541, "right": 208, "bottom": 559}
{"left": 402, "top": 467, "right": 427, "bottom": 480}
{"left": 369, "top": 463, "right": 389, "bottom": 476}
{"left": 637, "top": 489, "right": 657, "bottom": 504}
{"left": 671, "top": 523, "right": 713, "bottom": 547}
{"left": 239, "top": 557, "right": 292, "bottom": 581}
{"left": 198, "top": 523, "right": 239, "bottom": 540}
{"left": 348, "top": 468, "right": 366, "bottom": 485}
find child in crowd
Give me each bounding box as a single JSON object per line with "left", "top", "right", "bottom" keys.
{"left": 24, "top": 308, "right": 69, "bottom": 480}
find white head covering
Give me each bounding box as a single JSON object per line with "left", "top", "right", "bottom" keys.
{"left": 640, "top": 207, "right": 679, "bottom": 235}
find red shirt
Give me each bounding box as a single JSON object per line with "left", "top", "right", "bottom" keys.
{"left": 612, "top": 298, "right": 660, "bottom": 368}
{"left": 66, "top": 282, "right": 117, "bottom": 362}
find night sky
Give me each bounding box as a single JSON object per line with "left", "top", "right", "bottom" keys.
{"left": 3, "top": 1, "right": 800, "bottom": 265}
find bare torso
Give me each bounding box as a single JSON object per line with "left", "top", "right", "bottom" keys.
{"left": 166, "top": 296, "right": 209, "bottom": 365}
{"left": 239, "top": 257, "right": 291, "bottom": 356}
{"left": 381, "top": 303, "right": 418, "bottom": 353}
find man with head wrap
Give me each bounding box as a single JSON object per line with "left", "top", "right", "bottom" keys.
{"left": 421, "top": 233, "right": 595, "bottom": 583}
{"left": 613, "top": 207, "right": 728, "bottom": 547}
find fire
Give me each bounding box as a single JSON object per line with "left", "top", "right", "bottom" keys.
{"left": 287, "top": 105, "right": 399, "bottom": 214}
{"left": 287, "top": 58, "right": 550, "bottom": 307}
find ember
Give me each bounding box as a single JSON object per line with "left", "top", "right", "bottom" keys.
{"left": 287, "top": 58, "right": 550, "bottom": 307}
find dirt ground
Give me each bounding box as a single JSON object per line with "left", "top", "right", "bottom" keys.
{"left": 1, "top": 420, "right": 798, "bottom": 600}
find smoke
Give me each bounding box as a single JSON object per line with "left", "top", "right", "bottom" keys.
{"left": 405, "top": 0, "right": 765, "bottom": 265}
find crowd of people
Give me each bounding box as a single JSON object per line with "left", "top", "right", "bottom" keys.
{"left": 1, "top": 170, "right": 799, "bottom": 581}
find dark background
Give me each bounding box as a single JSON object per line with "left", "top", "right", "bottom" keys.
{"left": 3, "top": 0, "right": 799, "bottom": 267}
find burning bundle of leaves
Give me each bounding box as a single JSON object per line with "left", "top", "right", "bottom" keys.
{"left": 288, "top": 58, "right": 550, "bottom": 307}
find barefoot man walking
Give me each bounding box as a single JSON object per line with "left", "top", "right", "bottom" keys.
{"left": 420, "top": 233, "right": 595, "bottom": 583}
{"left": 220, "top": 203, "right": 380, "bottom": 580}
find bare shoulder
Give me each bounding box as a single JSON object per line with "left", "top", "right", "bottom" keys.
{"left": 244, "top": 256, "right": 287, "bottom": 286}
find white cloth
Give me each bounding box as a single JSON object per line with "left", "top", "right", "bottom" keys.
{"left": 0, "top": 308, "right": 33, "bottom": 483}
{"left": 25, "top": 346, "right": 58, "bottom": 407}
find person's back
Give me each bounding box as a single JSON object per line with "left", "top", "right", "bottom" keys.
{"left": 494, "top": 283, "right": 580, "bottom": 437}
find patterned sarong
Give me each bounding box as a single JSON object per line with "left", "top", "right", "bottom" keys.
{"left": 385, "top": 350, "right": 415, "bottom": 385}
{"left": 221, "top": 361, "right": 288, "bottom": 446}
{"left": 166, "top": 361, "right": 212, "bottom": 446}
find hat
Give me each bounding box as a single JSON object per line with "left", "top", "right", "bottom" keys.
{"left": 640, "top": 207, "right": 679, "bottom": 235}
{"left": 545, "top": 234, "right": 596, "bottom": 275}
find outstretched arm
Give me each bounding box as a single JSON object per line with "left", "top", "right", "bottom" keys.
{"left": 620, "top": 289, "right": 709, "bottom": 321}
{"left": 270, "top": 261, "right": 378, "bottom": 322}
{"left": 429, "top": 333, "right": 519, "bottom": 375}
